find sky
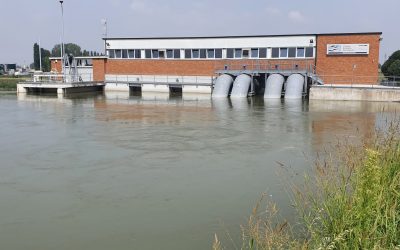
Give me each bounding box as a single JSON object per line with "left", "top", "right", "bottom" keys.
{"left": 0, "top": 0, "right": 398, "bottom": 65}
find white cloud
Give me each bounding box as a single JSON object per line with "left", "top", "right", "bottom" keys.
{"left": 288, "top": 10, "right": 305, "bottom": 22}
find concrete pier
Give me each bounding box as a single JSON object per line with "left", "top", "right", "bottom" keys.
{"left": 17, "top": 82, "right": 105, "bottom": 97}
{"left": 310, "top": 85, "right": 400, "bottom": 102}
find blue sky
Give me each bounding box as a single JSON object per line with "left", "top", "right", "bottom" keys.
{"left": 0, "top": 0, "right": 398, "bottom": 65}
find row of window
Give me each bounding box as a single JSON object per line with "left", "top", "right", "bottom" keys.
{"left": 108, "top": 47, "right": 314, "bottom": 59}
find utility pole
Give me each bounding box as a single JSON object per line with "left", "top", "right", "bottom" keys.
{"left": 59, "top": 0, "right": 65, "bottom": 81}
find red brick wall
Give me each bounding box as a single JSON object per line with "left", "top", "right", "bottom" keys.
{"left": 316, "top": 34, "right": 381, "bottom": 84}
{"left": 50, "top": 60, "right": 62, "bottom": 73}
{"left": 105, "top": 59, "right": 315, "bottom": 76}
{"left": 93, "top": 59, "right": 106, "bottom": 81}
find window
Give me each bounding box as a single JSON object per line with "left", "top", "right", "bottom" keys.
{"left": 200, "top": 49, "right": 207, "bottom": 59}
{"left": 297, "top": 47, "right": 305, "bottom": 58}
{"left": 145, "top": 49, "right": 151, "bottom": 59}
{"left": 192, "top": 49, "right": 199, "bottom": 58}
{"left": 288, "top": 48, "right": 296, "bottom": 58}
{"left": 207, "top": 49, "right": 215, "bottom": 58}
{"left": 166, "top": 49, "right": 173, "bottom": 59}
{"left": 159, "top": 50, "right": 165, "bottom": 59}
{"left": 122, "top": 50, "right": 128, "bottom": 58}
{"left": 128, "top": 50, "right": 135, "bottom": 58}
{"left": 135, "top": 49, "right": 141, "bottom": 59}
{"left": 259, "top": 48, "right": 267, "bottom": 58}
{"left": 227, "top": 49, "right": 234, "bottom": 58}
{"left": 234, "top": 48, "right": 242, "bottom": 58}
{"left": 174, "top": 49, "right": 181, "bottom": 59}
{"left": 271, "top": 48, "right": 279, "bottom": 58}
{"left": 242, "top": 49, "right": 250, "bottom": 58}
{"left": 280, "top": 48, "right": 288, "bottom": 58}
{"left": 115, "top": 49, "right": 122, "bottom": 58}
{"left": 251, "top": 48, "right": 258, "bottom": 58}
{"left": 152, "top": 49, "right": 159, "bottom": 58}
{"left": 185, "top": 49, "right": 191, "bottom": 59}
{"left": 305, "top": 47, "right": 314, "bottom": 58}
{"left": 215, "top": 49, "right": 222, "bottom": 58}
{"left": 109, "top": 50, "right": 115, "bottom": 58}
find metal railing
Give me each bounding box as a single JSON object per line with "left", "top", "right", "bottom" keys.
{"left": 316, "top": 75, "right": 400, "bottom": 88}
{"left": 31, "top": 73, "right": 94, "bottom": 83}
{"left": 214, "top": 59, "right": 315, "bottom": 73}
{"left": 106, "top": 75, "right": 215, "bottom": 86}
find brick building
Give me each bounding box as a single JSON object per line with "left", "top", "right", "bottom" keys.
{"left": 50, "top": 32, "right": 382, "bottom": 95}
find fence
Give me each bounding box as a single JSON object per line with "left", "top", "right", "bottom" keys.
{"left": 31, "top": 73, "right": 94, "bottom": 83}
{"left": 105, "top": 74, "right": 215, "bottom": 86}
{"left": 318, "top": 75, "right": 400, "bottom": 87}
{"left": 214, "top": 59, "right": 315, "bottom": 73}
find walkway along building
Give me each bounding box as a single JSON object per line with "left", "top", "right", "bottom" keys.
{"left": 50, "top": 32, "right": 382, "bottom": 97}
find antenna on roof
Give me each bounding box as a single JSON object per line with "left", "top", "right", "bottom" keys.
{"left": 101, "top": 18, "right": 108, "bottom": 38}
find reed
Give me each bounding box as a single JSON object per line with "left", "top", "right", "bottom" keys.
{"left": 215, "top": 120, "right": 400, "bottom": 249}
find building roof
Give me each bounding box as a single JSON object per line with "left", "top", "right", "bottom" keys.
{"left": 103, "top": 32, "right": 382, "bottom": 41}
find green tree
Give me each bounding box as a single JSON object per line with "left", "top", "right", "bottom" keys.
{"left": 387, "top": 60, "right": 400, "bottom": 76}
{"left": 41, "top": 48, "right": 51, "bottom": 72}
{"left": 33, "top": 43, "right": 40, "bottom": 70}
{"left": 382, "top": 50, "right": 400, "bottom": 76}
{"left": 51, "top": 43, "right": 82, "bottom": 57}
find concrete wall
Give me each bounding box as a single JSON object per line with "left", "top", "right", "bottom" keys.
{"left": 310, "top": 86, "right": 400, "bottom": 102}
{"left": 316, "top": 33, "right": 381, "bottom": 84}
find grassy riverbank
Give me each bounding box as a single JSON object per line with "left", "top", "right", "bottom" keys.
{"left": 0, "top": 76, "right": 29, "bottom": 91}
{"left": 214, "top": 122, "right": 400, "bottom": 249}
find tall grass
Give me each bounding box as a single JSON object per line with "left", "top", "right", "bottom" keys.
{"left": 0, "top": 77, "right": 22, "bottom": 90}
{"left": 214, "top": 121, "right": 400, "bottom": 249}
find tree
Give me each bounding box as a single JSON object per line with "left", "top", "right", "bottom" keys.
{"left": 382, "top": 50, "right": 400, "bottom": 76}
{"left": 41, "top": 48, "right": 51, "bottom": 72}
{"left": 51, "top": 43, "right": 82, "bottom": 57}
{"left": 387, "top": 60, "right": 400, "bottom": 77}
{"left": 33, "top": 43, "right": 40, "bottom": 70}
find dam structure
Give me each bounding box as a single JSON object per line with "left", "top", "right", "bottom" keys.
{"left": 42, "top": 32, "right": 386, "bottom": 99}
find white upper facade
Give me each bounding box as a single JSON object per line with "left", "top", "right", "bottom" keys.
{"left": 105, "top": 35, "right": 316, "bottom": 50}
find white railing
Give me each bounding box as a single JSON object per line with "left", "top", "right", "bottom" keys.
{"left": 106, "top": 74, "right": 215, "bottom": 86}
{"left": 32, "top": 73, "right": 94, "bottom": 83}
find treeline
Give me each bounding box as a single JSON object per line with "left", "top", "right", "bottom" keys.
{"left": 381, "top": 50, "right": 400, "bottom": 77}
{"left": 33, "top": 43, "right": 104, "bottom": 72}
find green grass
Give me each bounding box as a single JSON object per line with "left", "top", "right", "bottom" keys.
{"left": 214, "top": 121, "right": 400, "bottom": 250}
{"left": 0, "top": 76, "right": 29, "bottom": 91}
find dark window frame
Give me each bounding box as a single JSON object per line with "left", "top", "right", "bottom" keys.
{"left": 135, "top": 49, "right": 141, "bottom": 59}
{"left": 251, "top": 48, "right": 259, "bottom": 58}
{"left": 227, "top": 48, "right": 234, "bottom": 59}
{"left": 109, "top": 50, "right": 115, "bottom": 58}
{"left": 296, "top": 47, "right": 305, "bottom": 58}
{"left": 185, "top": 49, "right": 192, "bottom": 59}
{"left": 174, "top": 49, "right": 181, "bottom": 59}
{"left": 271, "top": 48, "right": 279, "bottom": 58}
{"left": 259, "top": 48, "right": 267, "bottom": 58}
{"left": 115, "top": 49, "right": 122, "bottom": 58}
{"left": 305, "top": 47, "right": 314, "bottom": 58}
{"left": 207, "top": 49, "right": 215, "bottom": 59}
{"left": 215, "top": 49, "right": 223, "bottom": 59}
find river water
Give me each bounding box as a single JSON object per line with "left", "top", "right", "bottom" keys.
{"left": 0, "top": 92, "right": 398, "bottom": 250}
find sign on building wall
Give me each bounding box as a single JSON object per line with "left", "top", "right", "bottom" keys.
{"left": 327, "top": 44, "right": 369, "bottom": 55}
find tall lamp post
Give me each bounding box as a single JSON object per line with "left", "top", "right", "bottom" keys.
{"left": 59, "top": 0, "right": 65, "bottom": 82}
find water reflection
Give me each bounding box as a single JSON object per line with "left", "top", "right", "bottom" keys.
{"left": 1, "top": 93, "right": 399, "bottom": 250}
